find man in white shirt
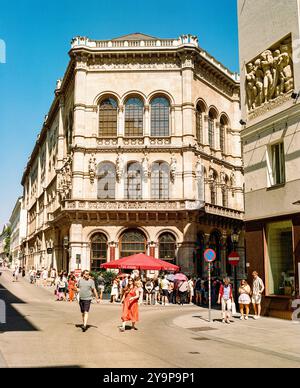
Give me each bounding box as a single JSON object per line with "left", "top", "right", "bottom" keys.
{"left": 252, "top": 271, "right": 265, "bottom": 319}
{"left": 161, "top": 276, "right": 170, "bottom": 306}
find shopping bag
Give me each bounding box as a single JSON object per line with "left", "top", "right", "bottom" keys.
{"left": 231, "top": 301, "right": 237, "bottom": 315}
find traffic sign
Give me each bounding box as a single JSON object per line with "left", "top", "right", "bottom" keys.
{"left": 204, "top": 249, "right": 216, "bottom": 263}
{"left": 228, "top": 251, "right": 240, "bottom": 267}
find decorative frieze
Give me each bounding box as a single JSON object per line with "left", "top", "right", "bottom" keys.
{"left": 245, "top": 36, "right": 294, "bottom": 115}
{"left": 63, "top": 199, "right": 203, "bottom": 212}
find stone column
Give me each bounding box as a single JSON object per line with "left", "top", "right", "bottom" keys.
{"left": 109, "top": 243, "right": 116, "bottom": 262}
{"left": 144, "top": 105, "right": 150, "bottom": 136}
{"left": 118, "top": 105, "right": 124, "bottom": 137}
{"left": 181, "top": 52, "right": 195, "bottom": 145}
{"left": 57, "top": 96, "right": 65, "bottom": 170}
{"left": 69, "top": 223, "right": 83, "bottom": 272}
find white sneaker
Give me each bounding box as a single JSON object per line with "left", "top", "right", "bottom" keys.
{"left": 254, "top": 315, "right": 258, "bottom": 320}
{"left": 245, "top": 316, "right": 248, "bottom": 320}
{"left": 240, "top": 316, "right": 244, "bottom": 320}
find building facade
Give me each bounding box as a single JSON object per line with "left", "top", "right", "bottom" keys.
{"left": 238, "top": 0, "right": 300, "bottom": 318}
{"left": 9, "top": 197, "right": 27, "bottom": 268}
{"left": 22, "top": 33, "right": 244, "bottom": 278}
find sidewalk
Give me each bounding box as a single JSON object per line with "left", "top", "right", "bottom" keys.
{"left": 173, "top": 308, "right": 300, "bottom": 364}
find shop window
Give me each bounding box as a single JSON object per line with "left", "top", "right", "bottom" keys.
{"left": 267, "top": 221, "right": 294, "bottom": 296}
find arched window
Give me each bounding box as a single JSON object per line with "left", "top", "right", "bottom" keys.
{"left": 91, "top": 233, "right": 108, "bottom": 271}
{"left": 159, "top": 233, "right": 176, "bottom": 262}
{"left": 97, "top": 162, "right": 116, "bottom": 199}
{"left": 208, "top": 108, "right": 218, "bottom": 149}
{"left": 196, "top": 101, "right": 206, "bottom": 144}
{"left": 151, "top": 162, "right": 170, "bottom": 200}
{"left": 209, "top": 231, "right": 221, "bottom": 277}
{"left": 120, "top": 229, "right": 146, "bottom": 258}
{"left": 125, "top": 162, "right": 142, "bottom": 199}
{"left": 125, "top": 97, "right": 144, "bottom": 137}
{"left": 99, "top": 98, "right": 118, "bottom": 137}
{"left": 151, "top": 97, "right": 170, "bottom": 137}
{"left": 220, "top": 115, "right": 228, "bottom": 154}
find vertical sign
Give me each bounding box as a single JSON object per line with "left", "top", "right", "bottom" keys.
{"left": 204, "top": 249, "right": 217, "bottom": 323}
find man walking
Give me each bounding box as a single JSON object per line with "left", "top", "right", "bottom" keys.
{"left": 77, "top": 270, "right": 100, "bottom": 332}
{"left": 252, "top": 271, "right": 265, "bottom": 319}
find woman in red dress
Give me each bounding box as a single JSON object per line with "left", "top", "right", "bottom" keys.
{"left": 119, "top": 278, "right": 139, "bottom": 332}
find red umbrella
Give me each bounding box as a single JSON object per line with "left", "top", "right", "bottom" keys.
{"left": 101, "top": 253, "right": 179, "bottom": 272}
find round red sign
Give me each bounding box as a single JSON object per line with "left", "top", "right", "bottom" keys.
{"left": 228, "top": 251, "right": 240, "bottom": 267}
{"left": 204, "top": 249, "right": 217, "bottom": 263}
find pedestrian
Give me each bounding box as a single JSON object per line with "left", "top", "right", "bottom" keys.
{"left": 188, "top": 277, "right": 194, "bottom": 304}
{"left": 252, "top": 271, "right": 265, "bottom": 319}
{"left": 135, "top": 278, "right": 144, "bottom": 306}
{"left": 55, "top": 273, "right": 67, "bottom": 301}
{"left": 13, "top": 266, "right": 19, "bottom": 282}
{"left": 97, "top": 273, "right": 105, "bottom": 301}
{"left": 29, "top": 267, "right": 36, "bottom": 284}
{"left": 217, "top": 277, "right": 234, "bottom": 324}
{"left": 153, "top": 278, "right": 160, "bottom": 305}
{"left": 41, "top": 268, "right": 48, "bottom": 287}
{"left": 168, "top": 281, "right": 174, "bottom": 304}
{"left": 50, "top": 268, "right": 56, "bottom": 286}
{"left": 68, "top": 274, "right": 77, "bottom": 302}
{"left": 119, "top": 278, "right": 139, "bottom": 332}
{"left": 110, "top": 278, "right": 119, "bottom": 304}
{"left": 77, "top": 270, "right": 100, "bottom": 332}
{"left": 238, "top": 279, "right": 251, "bottom": 320}
{"left": 178, "top": 279, "right": 189, "bottom": 305}
{"left": 63, "top": 272, "right": 69, "bottom": 300}
{"left": 144, "top": 278, "right": 153, "bottom": 305}
{"left": 160, "top": 275, "right": 170, "bottom": 306}
{"left": 195, "top": 277, "right": 202, "bottom": 305}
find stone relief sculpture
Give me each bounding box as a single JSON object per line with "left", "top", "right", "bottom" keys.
{"left": 142, "top": 153, "right": 150, "bottom": 180}
{"left": 88, "top": 154, "right": 97, "bottom": 184}
{"left": 170, "top": 154, "right": 177, "bottom": 183}
{"left": 220, "top": 165, "right": 226, "bottom": 185}
{"left": 116, "top": 153, "right": 124, "bottom": 183}
{"left": 230, "top": 169, "right": 236, "bottom": 187}
{"left": 58, "top": 156, "right": 72, "bottom": 200}
{"left": 245, "top": 37, "right": 294, "bottom": 112}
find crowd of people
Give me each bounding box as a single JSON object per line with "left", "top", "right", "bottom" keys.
{"left": 17, "top": 266, "right": 265, "bottom": 331}
{"left": 109, "top": 273, "right": 196, "bottom": 307}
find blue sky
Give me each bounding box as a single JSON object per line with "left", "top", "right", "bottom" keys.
{"left": 0, "top": 0, "right": 239, "bottom": 228}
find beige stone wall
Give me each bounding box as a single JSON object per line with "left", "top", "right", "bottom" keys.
{"left": 21, "top": 34, "right": 244, "bottom": 273}
{"left": 239, "top": 0, "right": 300, "bottom": 222}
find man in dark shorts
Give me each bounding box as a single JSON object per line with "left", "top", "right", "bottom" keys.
{"left": 77, "top": 270, "right": 100, "bottom": 332}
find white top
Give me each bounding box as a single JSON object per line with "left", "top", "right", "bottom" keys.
{"left": 161, "top": 278, "right": 170, "bottom": 290}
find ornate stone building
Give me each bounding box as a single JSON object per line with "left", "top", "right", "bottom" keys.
{"left": 238, "top": 0, "right": 300, "bottom": 318}
{"left": 21, "top": 33, "right": 244, "bottom": 277}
